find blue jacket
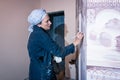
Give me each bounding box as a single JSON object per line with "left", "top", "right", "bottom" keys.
{"left": 27, "top": 25, "right": 75, "bottom": 80}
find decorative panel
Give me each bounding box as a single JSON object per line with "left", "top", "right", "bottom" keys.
{"left": 76, "top": 0, "right": 120, "bottom": 80}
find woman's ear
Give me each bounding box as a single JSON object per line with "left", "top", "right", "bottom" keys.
{"left": 37, "top": 23, "right": 42, "bottom": 27}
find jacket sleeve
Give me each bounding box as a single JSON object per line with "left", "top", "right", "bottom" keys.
{"left": 38, "top": 31, "right": 75, "bottom": 58}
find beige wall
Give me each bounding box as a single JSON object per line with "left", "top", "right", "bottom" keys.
{"left": 0, "top": 0, "right": 40, "bottom": 80}
{"left": 40, "top": 0, "right": 77, "bottom": 78}
{"left": 0, "top": 0, "right": 77, "bottom": 79}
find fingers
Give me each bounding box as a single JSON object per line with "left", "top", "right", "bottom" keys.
{"left": 76, "top": 32, "right": 84, "bottom": 39}
{"left": 73, "top": 32, "right": 84, "bottom": 46}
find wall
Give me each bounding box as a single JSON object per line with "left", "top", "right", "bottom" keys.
{"left": 0, "top": 0, "right": 77, "bottom": 79}
{"left": 0, "top": 0, "right": 40, "bottom": 80}
{"left": 40, "top": 0, "right": 76, "bottom": 78}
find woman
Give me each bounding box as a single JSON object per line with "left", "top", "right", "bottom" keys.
{"left": 27, "top": 8, "right": 83, "bottom": 80}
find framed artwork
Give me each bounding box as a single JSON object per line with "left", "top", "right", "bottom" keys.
{"left": 76, "top": 0, "right": 120, "bottom": 80}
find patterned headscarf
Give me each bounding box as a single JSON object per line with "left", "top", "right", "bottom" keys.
{"left": 28, "top": 9, "right": 47, "bottom": 32}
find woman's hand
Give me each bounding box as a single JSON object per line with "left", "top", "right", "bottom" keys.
{"left": 73, "top": 32, "right": 84, "bottom": 47}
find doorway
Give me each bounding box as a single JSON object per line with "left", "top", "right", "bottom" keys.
{"left": 48, "top": 11, "right": 65, "bottom": 48}
{"left": 48, "top": 11, "right": 65, "bottom": 80}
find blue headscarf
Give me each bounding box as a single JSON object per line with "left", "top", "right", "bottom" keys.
{"left": 28, "top": 9, "right": 47, "bottom": 32}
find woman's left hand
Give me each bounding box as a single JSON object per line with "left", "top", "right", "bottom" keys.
{"left": 73, "top": 32, "right": 84, "bottom": 46}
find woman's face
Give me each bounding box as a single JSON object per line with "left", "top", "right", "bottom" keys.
{"left": 38, "top": 14, "right": 52, "bottom": 30}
